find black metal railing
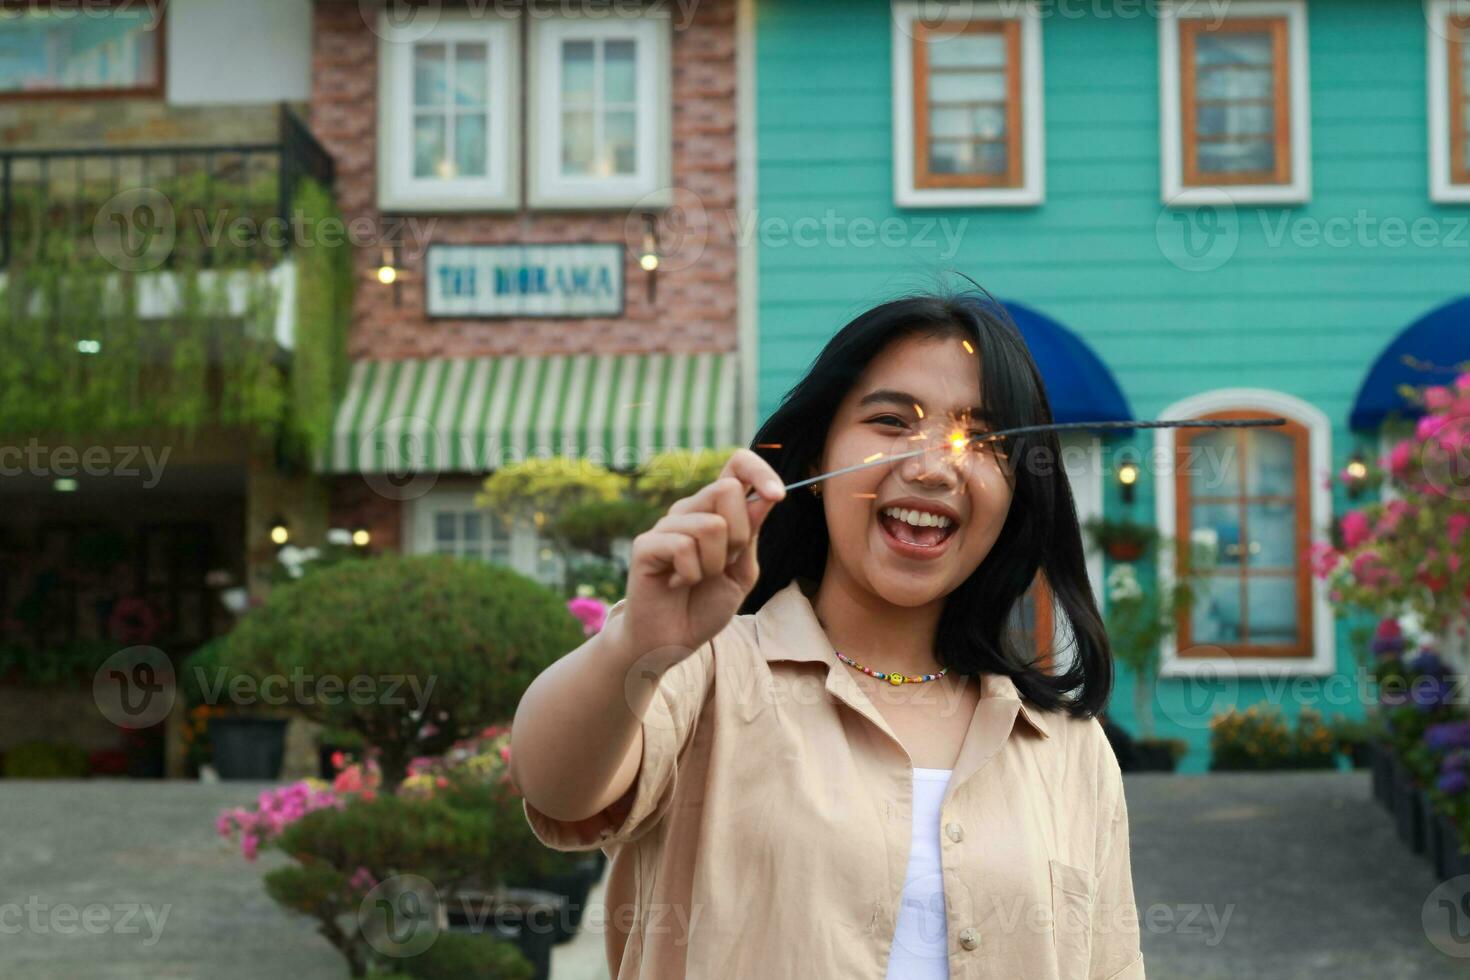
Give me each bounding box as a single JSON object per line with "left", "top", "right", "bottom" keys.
{"left": 0, "top": 104, "right": 337, "bottom": 270}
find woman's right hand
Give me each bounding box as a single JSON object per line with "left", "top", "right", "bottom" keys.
{"left": 610, "top": 449, "right": 787, "bottom": 667}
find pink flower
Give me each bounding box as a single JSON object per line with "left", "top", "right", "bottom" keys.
{"left": 1309, "top": 541, "right": 1340, "bottom": 580}
{"left": 1425, "top": 385, "right": 1455, "bottom": 412}
{"left": 1388, "top": 440, "right": 1415, "bottom": 479}
{"left": 1340, "top": 510, "right": 1372, "bottom": 550}
{"left": 1450, "top": 514, "right": 1470, "bottom": 546}
{"left": 567, "top": 596, "right": 609, "bottom": 636}
{"left": 1418, "top": 414, "right": 1449, "bottom": 443}
{"left": 240, "top": 833, "right": 259, "bottom": 862}
{"left": 1457, "top": 372, "right": 1470, "bottom": 392}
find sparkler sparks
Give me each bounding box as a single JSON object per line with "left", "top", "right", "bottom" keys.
{"left": 743, "top": 416, "right": 1288, "bottom": 503}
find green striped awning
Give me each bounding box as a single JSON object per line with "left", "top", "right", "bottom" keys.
{"left": 320, "top": 352, "right": 740, "bottom": 473}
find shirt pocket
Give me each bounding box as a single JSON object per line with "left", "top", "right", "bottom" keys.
{"left": 1049, "top": 858, "right": 1096, "bottom": 978}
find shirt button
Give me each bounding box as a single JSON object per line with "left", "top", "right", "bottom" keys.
{"left": 958, "top": 927, "right": 980, "bottom": 951}
{"left": 945, "top": 822, "right": 964, "bottom": 843}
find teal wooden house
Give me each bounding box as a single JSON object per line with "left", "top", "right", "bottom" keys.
{"left": 743, "top": 0, "right": 1470, "bottom": 770}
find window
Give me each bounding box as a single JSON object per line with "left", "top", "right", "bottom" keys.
{"left": 891, "top": 1, "right": 1044, "bottom": 207}
{"left": 1429, "top": 2, "right": 1470, "bottom": 202}
{"left": 1159, "top": 1, "right": 1311, "bottom": 205}
{"left": 378, "top": 10, "right": 519, "bottom": 211}
{"left": 528, "top": 12, "right": 672, "bottom": 208}
{"left": 1154, "top": 391, "right": 1334, "bottom": 677}
{"left": 0, "top": 1, "right": 164, "bottom": 98}
{"left": 409, "top": 488, "right": 567, "bottom": 589}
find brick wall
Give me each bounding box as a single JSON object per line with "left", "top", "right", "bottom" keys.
{"left": 309, "top": 0, "right": 740, "bottom": 360}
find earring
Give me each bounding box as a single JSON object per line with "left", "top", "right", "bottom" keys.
{"left": 809, "top": 484, "right": 823, "bottom": 497}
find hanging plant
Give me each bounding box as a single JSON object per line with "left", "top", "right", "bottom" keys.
{"left": 0, "top": 176, "right": 351, "bottom": 459}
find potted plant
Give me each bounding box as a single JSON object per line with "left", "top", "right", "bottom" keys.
{"left": 1102, "top": 551, "right": 1202, "bottom": 772}
{"left": 183, "top": 637, "right": 290, "bottom": 781}
{"left": 1327, "top": 713, "right": 1378, "bottom": 769}
{"left": 1084, "top": 516, "right": 1159, "bottom": 562}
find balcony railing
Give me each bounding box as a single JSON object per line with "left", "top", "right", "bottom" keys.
{"left": 0, "top": 105, "right": 336, "bottom": 270}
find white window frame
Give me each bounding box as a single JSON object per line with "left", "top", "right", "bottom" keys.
{"left": 890, "top": 0, "right": 1045, "bottom": 208}
{"left": 1158, "top": 0, "right": 1312, "bottom": 206}
{"left": 1429, "top": 0, "right": 1470, "bottom": 203}
{"left": 377, "top": 9, "right": 520, "bottom": 212}
{"left": 527, "top": 11, "right": 673, "bottom": 209}
{"left": 403, "top": 485, "right": 566, "bottom": 588}
{"left": 1154, "top": 388, "right": 1334, "bottom": 678}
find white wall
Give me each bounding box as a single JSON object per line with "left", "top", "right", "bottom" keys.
{"left": 166, "top": 0, "right": 311, "bottom": 105}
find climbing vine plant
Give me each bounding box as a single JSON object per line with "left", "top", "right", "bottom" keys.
{"left": 0, "top": 175, "right": 352, "bottom": 458}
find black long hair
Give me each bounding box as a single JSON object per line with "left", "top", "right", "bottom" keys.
{"left": 739, "top": 286, "right": 1113, "bottom": 718}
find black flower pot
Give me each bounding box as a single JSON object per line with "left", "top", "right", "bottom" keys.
{"left": 207, "top": 717, "right": 288, "bottom": 781}
{"left": 1370, "top": 742, "right": 1393, "bottom": 809}
{"left": 1391, "top": 759, "right": 1426, "bottom": 854}
{"left": 516, "top": 853, "right": 607, "bottom": 944}
{"left": 1131, "top": 742, "right": 1180, "bottom": 773}
{"left": 447, "top": 888, "right": 564, "bottom": 980}
{"left": 1346, "top": 742, "right": 1372, "bottom": 770}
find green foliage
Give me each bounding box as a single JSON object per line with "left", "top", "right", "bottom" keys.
{"left": 3, "top": 740, "right": 90, "bottom": 778}
{"left": 563, "top": 557, "right": 628, "bottom": 602}
{"left": 477, "top": 458, "right": 624, "bottom": 529}
{"left": 221, "top": 555, "right": 585, "bottom": 790}
{"left": 1209, "top": 705, "right": 1337, "bottom": 771}
{"left": 552, "top": 498, "right": 661, "bottom": 559}
{"left": 634, "top": 447, "right": 738, "bottom": 509}
{"left": 400, "top": 932, "right": 533, "bottom": 980}
{"left": 0, "top": 641, "right": 117, "bottom": 688}
{"left": 1083, "top": 516, "right": 1159, "bottom": 554}
{"left": 0, "top": 176, "right": 349, "bottom": 458}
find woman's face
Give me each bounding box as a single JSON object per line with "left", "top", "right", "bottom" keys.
{"left": 813, "top": 332, "right": 1016, "bottom": 607}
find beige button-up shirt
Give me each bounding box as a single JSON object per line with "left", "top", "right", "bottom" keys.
{"left": 523, "top": 578, "right": 1146, "bottom": 979}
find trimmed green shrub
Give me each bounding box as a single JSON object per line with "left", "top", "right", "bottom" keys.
{"left": 222, "top": 554, "right": 585, "bottom": 791}
{"left": 400, "top": 932, "right": 533, "bottom": 980}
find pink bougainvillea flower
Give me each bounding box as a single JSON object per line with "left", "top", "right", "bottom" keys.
{"left": 1417, "top": 414, "right": 1449, "bottom": 443}
{"left": 1388, "top": 440, "right": 1415, "bottom": 480}
{"left": 1309, "top": 541, "right": 1340, "bottom": 580}
{"left": 1457, "top": 372, "right": 1470, "bottom": 392}
{"left": 1425, "top": 385, "right": 1454, "bottom": 412}
{"left": 567, "top": 596, "right": 609, "bottom": 636}
{"left": 1340, "top": 510, "right": 1372, "bottom": 550}
{"left": 1450, "top": 513, "right": 1470, "bottom": 546}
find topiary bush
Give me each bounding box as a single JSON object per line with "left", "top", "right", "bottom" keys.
{"left": 221, "top": 554, "right": 585, "bottom": 792}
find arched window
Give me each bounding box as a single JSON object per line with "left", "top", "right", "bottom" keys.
{"left": 1175, "top": 408, "right": 1313, "bottom": 657}
{"left": 1156, "top": 390, "right": 1333, "bottom": 675}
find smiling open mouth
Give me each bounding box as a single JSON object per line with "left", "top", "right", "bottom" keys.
{"left": 878, "top": 507, "right": 958, "bottom": 549}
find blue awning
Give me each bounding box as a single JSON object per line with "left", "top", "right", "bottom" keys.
{"left": 1002, "top": 299, "right": 1133, "bottom": 427}
{"left": 1350, "top": 297, "right": 1470, "bottom": 430}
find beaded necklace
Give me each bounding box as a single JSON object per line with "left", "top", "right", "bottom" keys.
{"left": 833, "top": 649, "right": 948, "bottom": 686}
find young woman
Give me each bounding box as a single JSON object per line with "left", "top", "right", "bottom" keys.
{"left": 510, "top": 289, "right": 1145, "bottom": 980}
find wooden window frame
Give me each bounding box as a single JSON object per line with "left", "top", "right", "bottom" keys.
{"left": 1179, "top": 16, "right": 1292, "bottom": 188}
{"left": 911, "top": 19, "right": 1024, "bottom": 191}
{"left": 1451, "top": 15, "right": 1470, "bottom": 186}
{"left": 1173, "top": 409, "right": 1313, "bottom": 659}
{"left": 0, "top": 0, "right": 166, "bottom": 101}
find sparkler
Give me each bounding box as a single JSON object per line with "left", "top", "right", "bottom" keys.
{"left": 743, "top": 416, "right": 1287, "bottom": 503}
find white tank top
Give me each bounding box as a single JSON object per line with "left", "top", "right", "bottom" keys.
{"left": 885, "top": 766, "right": 953, "bottom": 980}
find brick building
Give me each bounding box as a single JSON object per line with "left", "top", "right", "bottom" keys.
{"left": 310, "top": 0, "right": 747, "bottom": 582}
